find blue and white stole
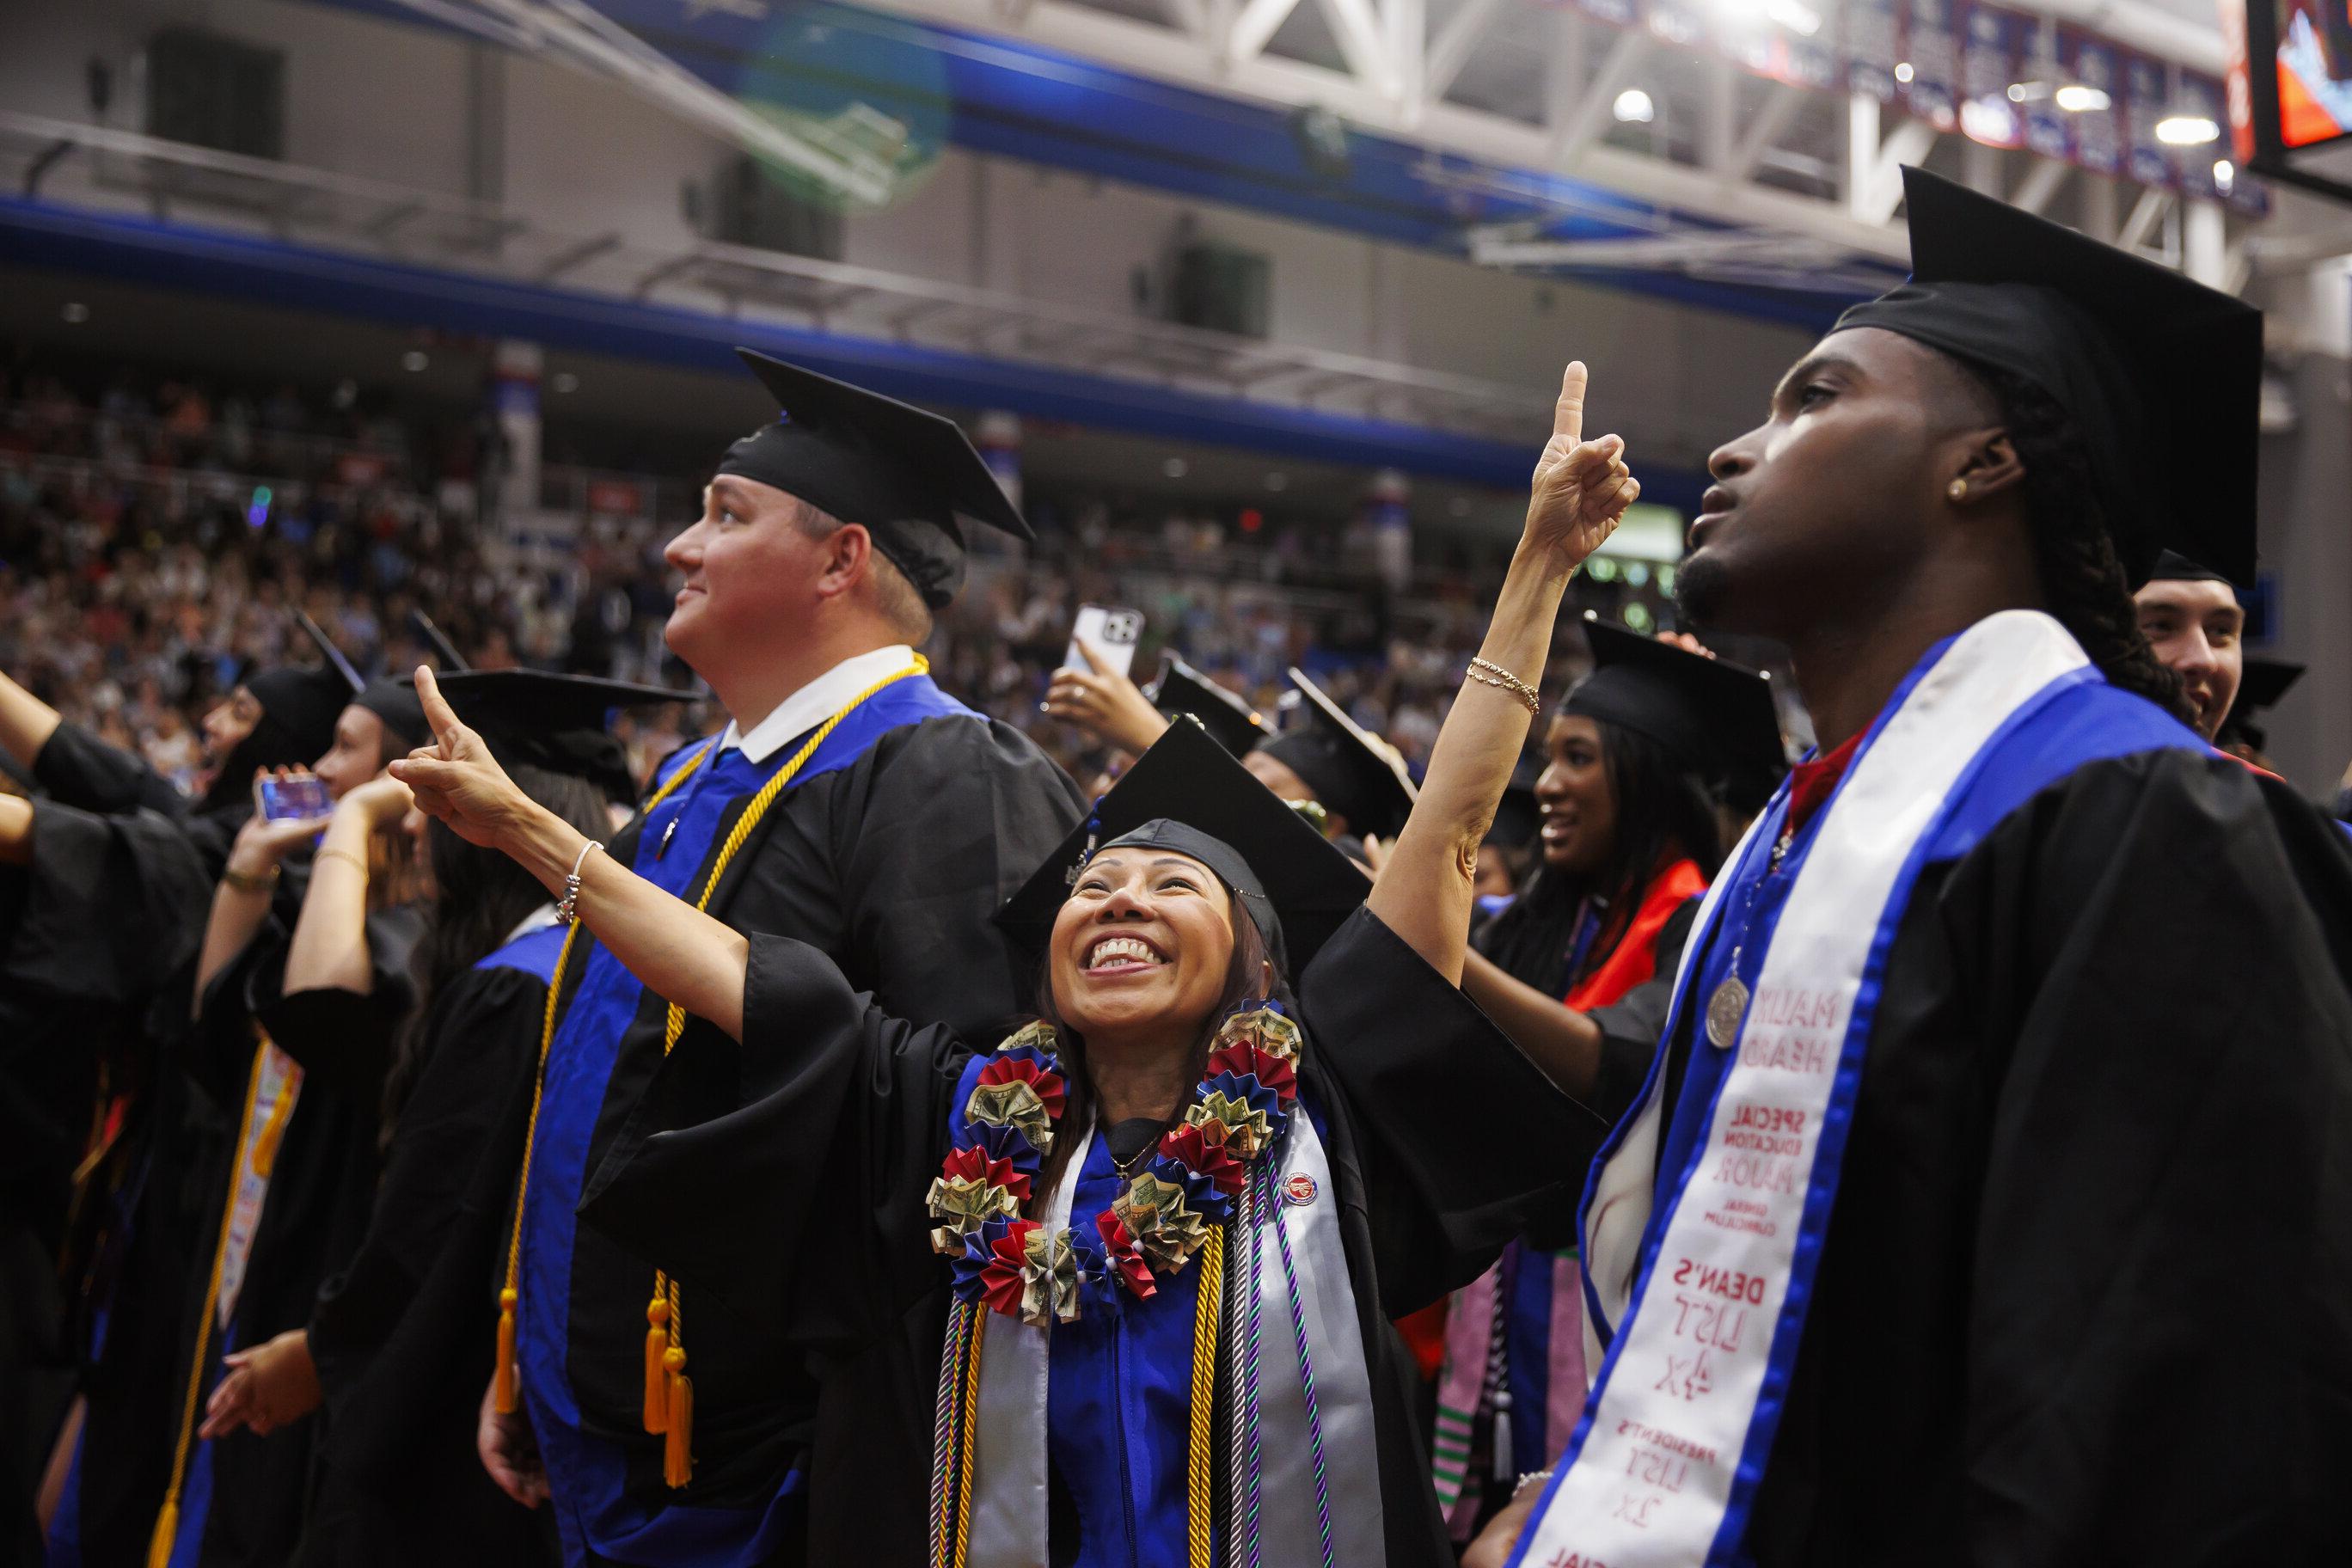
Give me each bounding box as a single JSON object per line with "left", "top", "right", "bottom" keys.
{"left": 1506, "top": 610, "right": 2185, "bottom": 1566}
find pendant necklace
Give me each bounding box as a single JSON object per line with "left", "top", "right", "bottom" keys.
{"left": 1705, "top": 823, "right": 1794, "bottom": 1050}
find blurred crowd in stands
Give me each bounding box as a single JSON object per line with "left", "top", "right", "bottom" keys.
{"left": 0, "top": 346, "right": 1626, "bottom": 799}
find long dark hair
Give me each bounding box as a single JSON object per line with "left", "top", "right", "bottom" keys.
{"left": 378, "top": 764, "right": 612, "bottom": 1148}
{"left": 1024, "top": 888, "right": 1281, "bottom": 1208}
{"left": 1969, "top": 364, "right": 2192, "bottom": 720}
{"left": 1479, "top": 719, "right": 1724, "bottom": 1001}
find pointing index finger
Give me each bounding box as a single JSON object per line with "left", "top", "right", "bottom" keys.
{"left": 413, "top": 665, "right": 461, "bottom": 752}
{"left": 1553, "top": 361, "right": 1589, "bottom": 450}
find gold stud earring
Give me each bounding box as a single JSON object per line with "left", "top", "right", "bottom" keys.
{"left": 1947, "top": 478, "right": 1969, "bottom": 502}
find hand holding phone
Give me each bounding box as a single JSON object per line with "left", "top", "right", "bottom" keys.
{"left": 255, "top": 769, "right": 331, "bottom": 824}
{"left": 1063, "top": 605, "right": 1143, "bottom": 681}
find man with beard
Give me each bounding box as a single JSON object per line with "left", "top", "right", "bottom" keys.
{"left": 1477, "top": 169, "right": 2352, "bottom": 1568}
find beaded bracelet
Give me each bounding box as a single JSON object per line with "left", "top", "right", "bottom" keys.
{"left": 557, "top": 839, "right": 603, "bottom": 925}
{"left": 1466, "top": 656, "right": 1542, "bottom": 715}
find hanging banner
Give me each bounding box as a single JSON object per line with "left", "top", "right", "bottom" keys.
{"left": 2064, "top": 27, "right": 2128, "bottom": 175}
{"left": 1847, "top": 0, "right": 1903, "bottom": 101}
{"left": 1902, "top": 0, "right": 1963, "bottom": 129}
{"left": 2125, "top": 51, "right": 2176, "bottom": 188}
{"left": 1959, "top": 1, "right": 2028, "bottom": 147}
{"left": 2019, "top": 18, "right": 2075, "bottom": 164}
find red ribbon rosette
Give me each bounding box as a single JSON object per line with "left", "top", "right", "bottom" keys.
{"left": 1156, "top": 1123, "right": 1249, "bottom": 1199}
{"left": 1095, "top": 1210, "right": 1157, "bottom": 1301}
{"left": 1207, "top": 1044, "right": 1297, "bottom": 1105}
{"left": 976, "top": 1053, "right": 1068, "bottom": 1121}
{"left": 939, "top": 1143, "right": 1034, "bottom": 1205}
{"left": 979, "top": 1218, "right": 1043, "bottom": 1317}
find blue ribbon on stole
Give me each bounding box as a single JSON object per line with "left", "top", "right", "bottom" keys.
{"left": 519, "top": 677, "right": 977, "bottom": 1568}
{"left": 1510, "top": 613, "right": 2207, "bottom": 1568}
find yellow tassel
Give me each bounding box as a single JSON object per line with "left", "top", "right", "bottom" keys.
{"left": 249, "top": 1080, "right": 296, "bottom": 1179}
{"left": 494, "top": 1288, "right": 519, "bottom": 1414}
{"left": 663, "top": 1347, "right": 693, "bottom": 1488}
{"left": 147, "top": 1497, "right": 179, "bottom": 1568}
{"left": 643, "top": 1295, "right": 671, "bottom": 1433}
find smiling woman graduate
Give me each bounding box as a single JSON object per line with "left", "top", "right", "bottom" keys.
{"left": 392, "top": 362, "right": 1638, "bottom": 1568}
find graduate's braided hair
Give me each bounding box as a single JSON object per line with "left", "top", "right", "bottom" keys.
{"left": 1972, "top": 364, "right": 2193, "bottom": 721}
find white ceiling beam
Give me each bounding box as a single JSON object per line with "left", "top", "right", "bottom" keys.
{"left": 849, "top": 0, "right": 1908, "bottom": 260}
{"left": 1315, "top": 0, "right": 1395, "bottom": 94}
{"left": 2118, "top": 185, "right": 2171, "bottom": 250}
{"left": 2012, "top": 157, "right": 2068, "bottom": 216}
{"left": 1730, "top": 81, "right": 1807, "bottom": 181}
{"left": 1229, "top": 0, "right": 1308, "bottom": 62}
{"left": 1846, "top": 95, "right": 1938, "bottom": 225}
{"left": 1160, "top": 0, "right": 1207, "bottom": 36}
{"left": 1387, "top": 0, "right": 1427, "bottom": 111}
{"left": 1549, "top": 28, "right": 1653, "bottom": 164}
{"left": 1425, "top": 0, "right": 1511, "bottom": 101}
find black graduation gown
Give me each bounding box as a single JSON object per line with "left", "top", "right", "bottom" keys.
{"left": 126, "top": 906, "right": 426, "bottom": 1568}
{"left": 1636, "top": 751, "right": 2352, "bottom": 1563}
{"left": 287, "top": 959, "right": 559, "bottom": 1568}
{"left": 3, "top": 786, "right": 214, "bottom": 1568}
{"left": 516, "top": 711, "right": 1081, "bottom": 1559}
{"left": 578, "top": 906, "right": 1600, "bottom": 1568}
{"left": 31, "top": 719, "right": 247, "bottom": 877}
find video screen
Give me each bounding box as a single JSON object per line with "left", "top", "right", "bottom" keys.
{"left": 2275, "top": 0, "right": 2352, "bottom": 147}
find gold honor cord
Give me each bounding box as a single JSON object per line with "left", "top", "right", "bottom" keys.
{"left": 1185, "top": 1225, "right": 1227, "bottom": 1568}
{"left": 493, "top": 658, "right": 930, "bottom": 1491}
{"left": 150, "top": 1032, "right": 279, "bottom": 1568}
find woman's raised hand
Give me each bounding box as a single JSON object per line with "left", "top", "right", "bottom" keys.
{"left": 1042, "top": 640, "right": 1172, "bottom": 757}
{"left": 1525, "top": 360, "right": 1638, "bottom": 567}
{"left": 387, "top": 666, "right": 530, "bottom": 850}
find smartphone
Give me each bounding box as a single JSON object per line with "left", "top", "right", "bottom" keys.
{"left": 1065, "top": 604, "right": 1143, "bottom": 679}
{"left": 258, "top": 775, "right": 331, "bottom": 823}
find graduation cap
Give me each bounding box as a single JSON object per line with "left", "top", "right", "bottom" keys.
{"left": 1485, "top": 770, "right": 1541, "bottom": 852}
{"left": 1834, "top": 167, "right": 2262, "bottom": 586}
{"left": 2147, "top": 550, "right": 2233, "bottom": 585}
{"left": 1564, "top": 613, "right": 1786, "bottom": 784}
{"left": 1255, "top": 668, "right": 1418, "bottom": 842}
{"left": 291, "top": 609, "right": 365, "bottom": 697}
{"left": 997, "top": 718, "right": 1371, "bottom": 976}
{"left": 717, "top": 349, "right": 1032, "bottom": 610}
{"left": 427, "top": 670, "right": 687, "bottom": 807}
{"left": 409, "top": 609, "right": 471, "bottom": 671}
{"left": 1146, "top": 652, "right": 1273, "bottom": 756}
{"left": 2220, "top": 655, "right": 2305, "bottom": 753}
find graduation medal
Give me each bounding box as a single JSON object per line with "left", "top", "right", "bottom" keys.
{"left": 1705, "top": 975, "right": 1749, "bottom": 1049}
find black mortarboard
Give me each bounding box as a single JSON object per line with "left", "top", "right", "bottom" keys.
{"left": 427, "top": 670, "right": 686, "bottom": 807}
{"left": 291, "top": 609, "right": 365, "bottom": 697}
{"left": 1834, "top": 167, "right": 2262, "bottom": 586}
{"left": 1564, "top": 613, "right": 1786, "bottom": 783}
{"left": 356, "top": 678, "right": 431, "bottom": 752}
{"left": 2147, "top": 550, "right": 2233, "bottom": 584}
{"left": 1147, "top": 653, "right": 1273, "bottom": 756}
{"left": 716, "top": 349, "right": 1032, "bottom": 610}
{"left": 1256, "top": 668, "right": 1418, "bottom": 841}
{"left": 409, "top": 609, "right": 470, "bottom": 671}
{"left": 997, "top": 719, "right": 1369, "bottom": 976}
{"left": 1485, "top": 770, "right": 1541, "bottom": 851}
{"left": 2220, "top": 655, "right": 2305, "bottom": 753}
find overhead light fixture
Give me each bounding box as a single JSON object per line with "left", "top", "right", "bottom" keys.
{"left": 1894, "top": 62, "right": 1915, "bottom": 84}
{"left": 1766, "top": 0, "right": 1822, "bottom": 36}
{"left": 2054, "top": 84, "right": 2111, "bottom": 113}
{"left": 2156, "top": 113, "right": 2220, "bottom": 144}
{"left": 1613, "top": 88, "right": 1656, "bottom": 125}
{"left": 61, "top": 301, "right": 89, "bottom": 324}
{"left": 401, "top": 350, "right": 430, "bottom": 372}
{"left": 2214, "top": 158, "right": 2235, "bottom": 193}
{"left": 2007, "top": 81, "right": 2051, "bottom": 102}
{"left": 1162, "top": 456, "right": 1188, "bottom": 479}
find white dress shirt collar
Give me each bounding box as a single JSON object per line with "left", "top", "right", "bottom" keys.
{"left": 718, "top": 644, "right": 917, "bottom": 764}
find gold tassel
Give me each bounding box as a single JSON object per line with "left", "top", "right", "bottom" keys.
{"left": 249, "top": 1080, "right": 296, "bottom": 1179}
{"left": 494, "top": 1288, "right": 519, "bottom": 1414}
{"left": 663, "top": 1347, "right": 693, "bottom": 1488}
{"left": 643, "top": 1295, "right": 671, "bottom": 1433}
{"left": 146, "top": 1498, "right": 179, "bottom": 1568}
